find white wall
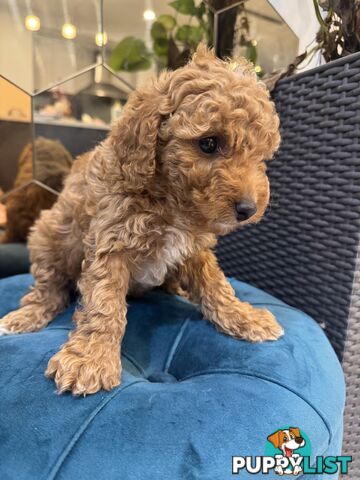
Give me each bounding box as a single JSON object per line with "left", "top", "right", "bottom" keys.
{"left": 268, "top": 0, "right": 324, "bottom": 69}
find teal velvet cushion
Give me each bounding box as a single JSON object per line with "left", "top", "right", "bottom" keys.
{"left": 0, "top": 274, "right": 345, "bottom": 479}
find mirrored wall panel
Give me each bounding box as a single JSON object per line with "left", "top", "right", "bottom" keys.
{"left": 1, "top": 0, "right": 300, "bottom": 200}
{"left": 103, "top": 0, "right": 211, "bottom": 88}
{"left": 211, "top": 0, "right": 299, "bottom": 75}
{"left": 0, "top": 0, "right": 103, "bottom": 94}
{"left": 32, "top": 66, "right": 131, "bottom": 190}
{"left": 0, "top": 76, "right": 32, "bottom": 198}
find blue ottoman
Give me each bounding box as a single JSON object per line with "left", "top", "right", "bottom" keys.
{"left": 0, "top": 274, "right": 345, "bottom": 479}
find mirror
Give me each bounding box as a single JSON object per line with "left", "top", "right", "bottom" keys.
{"left": 0, "top": 0, "right": 300, "bottom": 247}
{"left": 0, "top": 0, "right": 103, "bottom": 94}
{"left": 0, "top": 76, "right": 32, "bottom": 198}
{"left": 212, "top": 0, "right": 299, "bottom": 75}
{"left": 0, "top": 2, "right": 34, "bottom": 92}
{"left": 32, "top": 65, "right": 132, "bottom": 190}
{"left": 103, "top": 0, "right": 211, "bottom": 88}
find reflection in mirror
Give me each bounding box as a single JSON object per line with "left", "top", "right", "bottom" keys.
{"left": 32, "top": 0, "right": 103, "bottom": 92}
{"left": 0, "top": 0, "right": 103, "bottom": 94}
{"left": 215, "top": 0, "right": 299, "bottom": 75}
{"left": 33, "top": 65, "right": 132, "bottom": 128}
{"left": 0, "top": 1, "right": 34, "bottom": 92}
{"left": 0, "top": 76, "right": 32, "bottom": 197}
{"left": 205, "top": 0, "right": 242, "bottom": 11}
{"left": 104, "top": 0, "right": 211, "bottom": 89}
{"left": 0, "top": 136, "right": 63, "bottom": 244}
{"left": 32, "top": 66, "right": 130, "bottom": 190}
{"left": 31, "top": 138, "right": 73, "bottom": 194}
{"left": 104, "top": 0, "right": 159, "bottom": 89}
{"left": 0, "top": 177, "right": 58, "bottom": 245}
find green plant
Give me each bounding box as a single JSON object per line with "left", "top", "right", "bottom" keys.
{"left": 109, "top": 0, "right": 212, "bottom": 72}
{"left": 314, "top": 0, "right": 360, "bottom": 62}
{"left": 109, "top": 36, "right": 152, "bottom": 72}
{"left": 263, "top": 0, "right": 360, "bottom": 91}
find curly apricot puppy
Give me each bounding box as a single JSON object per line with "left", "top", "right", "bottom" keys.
{"left": 0, "top": 46, "right": 282, "bottom": 395}
{"left": 0, "top": 138, "right": 72, "bottom": 244}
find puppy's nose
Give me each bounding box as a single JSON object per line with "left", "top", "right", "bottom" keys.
{"left": 234, "top": 199, "right": 257, "bottom": 221}
{"left": 295, "top": 437, "right": 303, "bottom": 445}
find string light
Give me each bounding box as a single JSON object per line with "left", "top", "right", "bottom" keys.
{"left": 95, "top": 31, "right": 108, "bottom": 46}
{"left": 25, "top": 14, "right": 40, "bottom": 31}
{"left": 143, "top": 9, "right": 155, "bottom": 21}
{"left": 62, "top": 23, "right": 77, "bottom": 39}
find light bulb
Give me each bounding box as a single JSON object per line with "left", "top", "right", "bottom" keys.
{"left": 254, "top": 65, "right": 262, "bottom": 73}
{"left": 25, "top": 15, "right": 41, "bottom": 31}
{"left": 62, "top": 23, "right": 77, "bottom": 40}
{"left": 95, "top": 31, "right": 108, "bottom": 46}
{"left": 143, "top": 9, "right": 156, "bottom": 21}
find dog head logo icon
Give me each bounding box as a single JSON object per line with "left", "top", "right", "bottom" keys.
{"left": 267, "top": 427, "right": 307, "bottom": 475}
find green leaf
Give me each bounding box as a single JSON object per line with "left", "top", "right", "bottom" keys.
{"left": 195, "top": 2, "right": 206, "bottom": 18}
{"left": 169, "top": 0, "right": 197, "bottom": 15}
{"left": 153, "top": 37, "right": 169, "bottom": 57}
{"left": 109, "top": 36, "right": 152, "bottom": 72}
{"left": 175, "top": 25, "right": 204, "bottom": 46}
{"left": 313, "top": 0, "right": 328, "bottom": 31}
{"left": 151, "top": 21, "right": 167, "bottom": 41}
{"left": 157, "top": 14, "right": 176, "bottom": 31}
{"left": 246, "top": 43, "right": 257, "bottom": 64}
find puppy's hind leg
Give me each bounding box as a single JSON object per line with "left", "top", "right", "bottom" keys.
{"left": 0, "top": 210, "right": 74, "bottom": 335}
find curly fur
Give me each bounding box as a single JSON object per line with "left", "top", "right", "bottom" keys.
{"left": 0, "top": 138, "right": 72, "bottom": 243}
{"left": 0, "top": 46, "right": 282, "bottom": 395}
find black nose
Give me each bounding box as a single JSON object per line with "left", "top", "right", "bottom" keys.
{"left": 295, "top": 437, "right": 303, "bottom": 445}
{"left": 234, "top": 199, "right": 257, "bottom": 221}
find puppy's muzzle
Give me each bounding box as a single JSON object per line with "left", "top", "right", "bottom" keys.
{"left": 234, "top": 199, "right": 257, "bottom": 222}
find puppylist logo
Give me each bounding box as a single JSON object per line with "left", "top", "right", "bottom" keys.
{"left": 232, "top": 426, "right": 352, "bottom": 476}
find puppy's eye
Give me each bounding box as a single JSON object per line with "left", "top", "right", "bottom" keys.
{"left": 198, "top": 136, "right": 218, "bottom": 154}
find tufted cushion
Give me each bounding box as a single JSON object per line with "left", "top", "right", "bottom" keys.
{"left": 0, "top": 274, "right": 345, "bottom": 479}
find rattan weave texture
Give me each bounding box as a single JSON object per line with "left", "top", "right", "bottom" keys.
{"left": 217, "top": 53, "right": 360, "bottom": 361}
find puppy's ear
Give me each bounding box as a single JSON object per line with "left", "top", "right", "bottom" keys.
{"left": 289, "top": 427, "right": 301, "bottom": 438}
{"left": 110, "top": 81, "right": 170, "bottom": 193}
{"left": 267, "top": 430, "right": 283, "bottom": 449}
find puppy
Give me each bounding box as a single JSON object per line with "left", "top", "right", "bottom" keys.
{"left": 0, "top": 138, "right": 72, "bottom": 244}
{"left": 0, "top": 46, "right": 282, "bottom": 395}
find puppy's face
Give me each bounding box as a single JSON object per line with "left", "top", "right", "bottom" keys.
{"left": 267, "top": 428, "right": 306, "bottom": 456}
{"left": 113, "top": 46, "right": 280, "bottom": 235}
{"left": 157, "top": 50, "right": 280, "bottom": 235}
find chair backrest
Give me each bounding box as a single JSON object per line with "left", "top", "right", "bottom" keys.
{"left": 216, "top": 52, "right": 360, "bottom": 362}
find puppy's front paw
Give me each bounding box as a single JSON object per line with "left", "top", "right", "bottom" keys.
{"left": 215, "top": 301, "right": 284, "bottom": 342}
{"left": 0, "top": 306, "right": 44, "bottom": 335}
{"left": 46, "top": 336, "right": 121, "bottom": 395}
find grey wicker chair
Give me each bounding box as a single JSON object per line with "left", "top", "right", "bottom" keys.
{"left": 216, "top": 52, "right": 360, "bottom": 478}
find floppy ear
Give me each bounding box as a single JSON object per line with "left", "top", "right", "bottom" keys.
{"left": 110, "top": 81, "right": 169, "bottom": 193}
{"left": 267, "top": 430, "right": 283, "bottom": 449}
{"left": 290, "top": 427, "right": 301, "bottom": 438}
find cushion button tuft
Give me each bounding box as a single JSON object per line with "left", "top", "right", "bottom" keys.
{"left": 147, "top": 372, "right": 178, "bottom": 383}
